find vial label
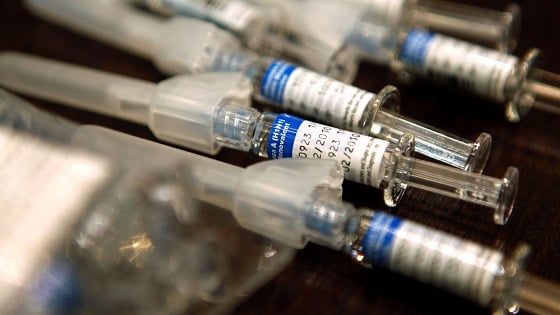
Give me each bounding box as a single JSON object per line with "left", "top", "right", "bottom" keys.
{"left": 400, "top": 29, "right": 518, "bottom": 101}
{"left": 267, "top": 114, "right": 389, "bottom": 187}
{"left": 362, "top": 212, "right": 504, "bottom": 305}
{"left": 260, "top": 60, "right": 375, "bottom": 132}
{"left": 361, "top": 211, "right": 403, "bottom": 266}
{"left": 0, "top": 129, "right": 110, "bottom": 308}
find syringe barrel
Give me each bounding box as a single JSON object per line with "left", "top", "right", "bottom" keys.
{"left": 24, "top": 0, "right": 162, "bottom": 59}
{"left": 395, "top": 29, "right": 519, "bottom": 103}
{"left": 0, "top": 52, "right": 155, "bottom": 125}
{"left": 346, "top": 209, "right": 507, "bottom": 307}
{"left": 371, "top": 110, "right": 492, "bottom": 173}
{"left": 392, "top": 154, "right": 519, "bottom": 225}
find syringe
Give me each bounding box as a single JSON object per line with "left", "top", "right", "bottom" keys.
{"left": 20, "top": 0, "right": 495, "bottom": 172}
{"left": 2, "top": 89, "right": 559, "bottom": 315}
{"left": 130, "top": 0, "right": 286, "bottom": 56}
{"left": 348, "top": 22, "right": 560, "bottom": 122}
{"left": 0, "top": 52, "right": 518, "bottom": 224}
{"left": 343, "top": 0, "right": 521, "bottom": 53}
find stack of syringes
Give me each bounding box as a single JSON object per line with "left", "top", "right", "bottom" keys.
{"left": 0, "top": 0, "right": 559, "bottom": 314}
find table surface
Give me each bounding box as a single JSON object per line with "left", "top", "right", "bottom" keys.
{"left": 1, "top": 0, "right": 559, "bottom": 314}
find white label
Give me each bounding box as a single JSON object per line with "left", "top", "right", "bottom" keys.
{"left": 388, "top": 220, "right": 504, "bottom": 305}
{"left": 267, "top": 115, "right": 389, "bottom": 187}
{"left": 401, "top": 30, "right": 518, "bottom": 101}
{"left": 261, "top": 61, "right": 375, "bottom": 132}
{"left": 0, "top": 129, "right": 110, "bottom": 310}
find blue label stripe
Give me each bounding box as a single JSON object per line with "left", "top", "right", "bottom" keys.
{"left": 267, "top": 114, "right": 304, "bottom": 159}
{"left": 362, "top": 212, "right": 403, "bottom": 266}
{"left": 399, "top": 29, "right": 435, "bottom": 67}
{"left": 260, "top": 60, "right": 297, "bottom": 104}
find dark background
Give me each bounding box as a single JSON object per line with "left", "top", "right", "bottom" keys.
{"left": 1, "top": 0, "right": 559, "bottom": 314}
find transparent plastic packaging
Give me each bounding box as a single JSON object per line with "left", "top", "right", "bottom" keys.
{"left": 0, "top": 55, "right": 519, "bottom": 224}
{"left": 1, "top": 90, "right": 559, "bottom": 314}
{"left": 0, "top": 89, "right": 297, "bottom": 315}
{"left": 0, "top": 126, "right": 112, "bottom": 315}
